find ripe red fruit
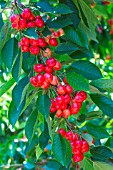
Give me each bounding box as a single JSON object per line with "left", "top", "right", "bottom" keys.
{"left": 74, "top": 91, "right": 87, "bottom": 102}
{"left": 55, "top": 102, "right": 62, "bottom": 110}
{"left": 27, "top": 22, "right": 36, "bottom": 28}
{"left": 10, "top": 14, "right": 20, "bottom": 23}
{"left": 43, "top": 48, "right": 52, "bottom": 57}
{"left": 41, "top": 81, "right": 50, "bottom": 89}
{"left": 56, "top": 110, "right": 63, "bottom": 118}
{"left": 37, "top": 38, "right": 47, "bottom": 48}
{"left": 29, "top": 46, "right": 40, "bottom": 55}
{"left": 61, "top": 103, "right": 67, "bottom": 110}
{"left": 21, "top": 37, "right": 29, "bottom": 46}
{"left": 50, "top": 106, "right": 56, "bottom": 113}
{"left": 72, "top": 148, "right": 81, "bottom": 155}
{"left": 46, "top": 57, "right": 56, "bottom": 68}
{"left": 30, "top": 77, "right": 38, "bottom": 87}
{"left": 64, "top": 94, "right": 71, "bottom": 104}
{"left": 57, "top": 85, "right": 66, "bottom": 95}
{"left": 58, "top": 128, "right": 66, "bottom": 137}
{"left": 63, "top": 109, "right": 70, "bottom": 118}
{"left": 18, "top": 18, "right": 27, "bottom": 30}
{"left": 70, "top": 102, "right": 82, "bottom": 114}
{"left": 51, "top": 76, "right": 59, "bottom": 86}
{"left": 45, "top": 66, "right": 53, "bottom": 73}
{"left": 30, "top": 39, "right": 38, "bottom": 46}
{"left": 22, "top": 46, "right": 29, "bottom": 52}
{"left": 73, "top": 153, "right": 84, "bottom": 162}
{"left": 53, "top": 61, "right": 62, "bottom": 71}
{"left": 35, "top": 18, "right": 45, "bottom": 28}
{"left": 49, "top": 38, "right": 58, "bottom": 46}
{"left": 65, "top": 131, "right": 73, "bottom": 141}
{"left": 21, "top": 8, "right": 32, "bottom": 19}
{"left": 63, "top": 77, "right": 68, "bottom": 84}
{"left": 56, "top": 96, "right": 64, "bottom": 104}
{"left": 81, "top": 140, "right": 89, "bottom": 153}
{"left": 44, "top": 73, "right": 53, "bottom": 83}
{"left": 12, "top": 23, "right": 18, "bottom": 29}
{"left": 36, "top": 16, "right": 42, "bottom": 20}
{"left": 36, "top": 74, "right": 44, "bottom": 86}
{"left": 75, "top": 140, "right": 83, "bottom": 149}
{"left": 34, "top": 64, "right": 45, "bottom": 73}
{"left": 65, "top": 85, "right": 73, "bottom": 94}
{"left": 102, "top": 1, "right": 110, "bottom": 5}
{"left": 29, "top": 14, "right": 35, "bottom": 21}
{"left": 73, "top": 133, "right": 79, "bottom": 141}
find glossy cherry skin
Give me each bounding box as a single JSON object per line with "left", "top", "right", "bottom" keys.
{"left": 21, "top": 8, "right": 32, "bottom": 19}
{"left": 44, "top": 66, "right": 53, "bottom": 73}
{"left": 21, "top": 37, "right": 29, "bottom": 46}
{"left": 72, "top": 148, "right": 81, "bottom": 155}
{"left": 35, "top": 74, "right": 44, "bottom": 86}
{"left": 29, "top": 46, "right": 40, "bottom": 55}
{"left": 35, "top": 18, "right": 45, "bottom": 28}
{"left": 37, "top": 38, "right": 47, "bottom": 48}
{"left": 57, "top": 85, "right": 66, "bottom": 95}
{"left": 12, "top": 23, "right": 19, "bottom": 29}
{"left": 53, "top": 61, "right": 62, "bottom": 70}
{"left": 22, "top": 46, "right": 29, "bottom": 52}
{"left": 46, "top": 57, "right": 56, "bottom": 67}
{"left": 73, "top": 133, "right": 79, "bottom": 141}
{"left": 50, "top": 106, "right": 56, "bottom": 113}
{"left": 18, "top": 18, "right": 27, "bottom": 30}
{"left": 64, "top": 94, "right": 71, "bottom": 104}
{"left": 81, "top": 140, "right": 89, "bottom": 153}
{"left": 61, "top": 103, "right": 67, "bottom": 110}
{"left": 10, "top": 14, "right": 20, "bottom": 23}
{"left": 27, "top": 22, "right": 36, "bottom": 28}
{"left": 63, "top": 109, "right": 70, "bottom": 118}
{"left": 56, "top": 110, "right": 63, "bottom": 118}
{"left": 63, "top": 77, "right": 68, "bottom": 84}
{"left": 73, "top": 153, "right": 84, "bottom": 162}
{"left": 65, "top": 131, "right": 73, "bottom": 141}
{"left": 49, "top": 38, "right": 58, "bottom": 46}
{"left": 51, "top": 76, "right": 59, "bottom": 86}
{"left": 30, "top": 39, "right": 38, "bottom": 46}
{"left": 30, "top": 77, "right": 38, "bottom": 87}
{"left": 29, "top": 14, "right": 35, "bottom": 21}
{"left": 74, "top": 91, "right": 87, "bottom": 102}
{"left": 65, "top": 85, "right": 73, "bottom": 94}
{"left": 55, "top": 102, "right": 62, "bottom": 110}
{"left": 44, "top": 73, "right": 53, "bottom": 83}
{"left": 58, "top": 128, "right": 66, "bottom": 137}
{"left": 56, "top": 95, "right": 64, "bottom": 104}
{"left": 75, "top": 140, "right": 83, "bottom": 149}
{"left": 34, "top": 64, "right": 45, "bottom": 73}
{"left": 41, "top": 81, "right": 50, "bottom": 89}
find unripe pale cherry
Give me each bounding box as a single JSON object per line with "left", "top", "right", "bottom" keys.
{"left": 63, "top": 109, "right": 70, "bottom": 118}
{"left": 51, "top": 76, "right": 59, "bottom": 86}
{"left": 43, "top": 48, "right": 52, "bottom": 57}
{"left": 56, "top": 110, "right": 63, "bottom": 118}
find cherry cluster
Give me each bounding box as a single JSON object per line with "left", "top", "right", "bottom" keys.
{"left": 58, "top": 129, "right": 89, "bottom": 162}
{"left": 30, "top": 57, "right": 61, "bottom": 89}
{"left": 10, "top": 8, "right": 45, "bottom": 30}
{"left": 50, "top": 86, "right": 87, "bottom": 119}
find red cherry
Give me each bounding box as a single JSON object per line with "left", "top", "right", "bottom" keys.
{"left": 63, "top": 109, "right": 70, "bottom": 118}
{"left": 73, "top": 133, "right": 79, "bottom": 141}
{"left": 58, "top": 128, "right": 66, "bottom": 137}
{"left": 65, "top": 131, "right": 73, "bottom": 141}
{"left": 55, "top": 102, "right": 62, "bottom": 110}
{"left": 63, "top": 77, "right": 68, "bottom": 84}
{"left": 22, "top": 46, "right": 29, "bottom": 52}
{"left": 50, "top": 106, "right": 56, "bottom": 113}
{"left": 81, "top": 140, "right": 89, "bottom": 153}
{"left": 73, "top": 153, "right": 84, "bottom": 162}
{"left": 51, "top": 99, "right": 56, "bottom": 107}
{"left": 45, "top": 66, "right": 53, "bottom": 73}
{"left": 21, "top": 37, "right": 29, "bottom": 46}
{"left": 34, "top": 64, "right": 45, "bottom": 73}
{"left": 12, "top": 23, "right": 19, "bottom": 29}
{"left": 30, "top": 39, "right": 38, "bottom": 46}
{"left": 46, "top": 57, "right": 56, "bottom": 68}
{"left": 49, "top": 38, "right": 58, "bottom": 46}
{"left": 35, "top": 19, "right": 45, "bottom": 28}
{"left": 75, "top": 140, "right": 83, "bottom": 149}
{"left": 37, "top": 38, "right": 47, "bottom": 48}
{"left": 74, "top": 91, "right": 87, "bottom": 103}
{"left": 61, "top": 103, "right": 67, "bottom": 110}
{"left": 10, "top": 14, "right": 20, "bottom": 23}
{"left": 29, "top": 14, "right": 35, "bottom": 21}
{"left": 64, "top": 94, "right": 71, "bottom": 104}
{"left": 36, "top": 16, "right": 42, "bottom": 20}
{"left": 51, "top": 76, "right": 59, "bottom": 86}
{"left": 65, "top": 85, "right": 73, "bottom": 94}
{"left": 72, "top": 148, "right": 81, "bottom": 155}
{"left": 53, "top": 61, "right": 62, "bottom": 71}
{"left": 27, "top": 22, "right": 36, "bottom": 28}
{"left": 21, "top": 8, "right": 32, "bottom": 19}
{"left": 41, "top": 81, "right": 50, "bottom": 89}
{"left": 44, "top": 73, "right": 53, "bottom": 83}
{"left": 18, "top": 18, "right": 27, "bottom": 30}
{"left": 56, "top": 110, "right": 63, "bottom": 118}
{"left": 70, "top": 102, "right": 82, "bottom": 114}
{"left": 102, "top": 1, "right": 110, "bottom": 5}
{"left": 57, "top": 85, "right": 66, "bottom": 95}
{"left": 35, "top": 74, "right": 44, "bottom": 86}
{"left": 56, "top": 96, "right": 64, "bottom": 104}
{"left": 70, "top": 141, "right": 76, "bottom": 147}
{"left": 29, "top": 46, "right": 40, "bottom": 55}
{"left": 43, "top": 48, "right": 52, "bottom": 57}
{"left": 30, "top": 77, "right": 38, "bottom": 87}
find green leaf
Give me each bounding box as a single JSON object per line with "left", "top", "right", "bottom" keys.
{"left": 93, "top": 162, "right": 113, "bottom": 170}
{"left": 86, "top": 123, "right": 109, "bottom": 139}
{"left": 55, "top": 42, "right": 79, "bottom": 55}
{"left": 12, "top": 76, "right": 29, "bottom": 108}
{"left": 52, "top": 134, "right": 72, "bottom": 167}
{"left": 9, "top": 99, "right": 26, "bottom": 127}
{"left": 90, "top": 94, "right": 113, "bottom": 118}
{"left": 90, "top": 146, "right": 113, "bottom": 161}
{"left": 70, "top": 49, "right": 93, "bottom": 59}
{"left": 0, "top": 13, "right": 4, "bottom": 29}
{"left": 54, "top": 4, "right": 73, "bottom": 14}
{"left": 36, "top": 145, "right": 43, "bottom": 160}
{"left": 1, "top": 38, "right": 18, "bottom": 70}
{"left": 36, "top": 0, "right": 53, "bottom": 13}
{"left": 71, "top": 60, "right": 102, "bottom": 80}
{"left": 0, "top": 78, "right": 15, "bottom": 97}
{"left": 81, "top": 157, "right": 94, "bottom": 170}
{"left": 66, "top": 71, "right": 89, "bottom": 91}
{"left": 90, "top": 79, "right": 113, "bottom": 92}
{"left": 23, "top": 28, "right": 38, "bottom": 39}
{"left": 12, "top": 53, "right": 20, "bottom": 82}
{"left": 25, "top": 109, "right": 38, "bottom": 143}
{"left": 37, "top": 94, "right": 51, "bottom": 119}
{"left": 25, "top": 135, "right": 39, "bottom": 154}
{"left": 86, "top": 111, "right": 102, "bottom": 120}
{"left": 45, "top": 160, "right": 63, "bottom": 170}
{"left": 47, "top": 16, "right": 72, "bottom": 29}
{"left": 63, "top": 27, "right": 88, "bottom": 48}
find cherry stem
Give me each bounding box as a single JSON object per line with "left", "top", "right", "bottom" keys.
{"left": 64, "top": 118, "right": 77, "bottom": 132}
